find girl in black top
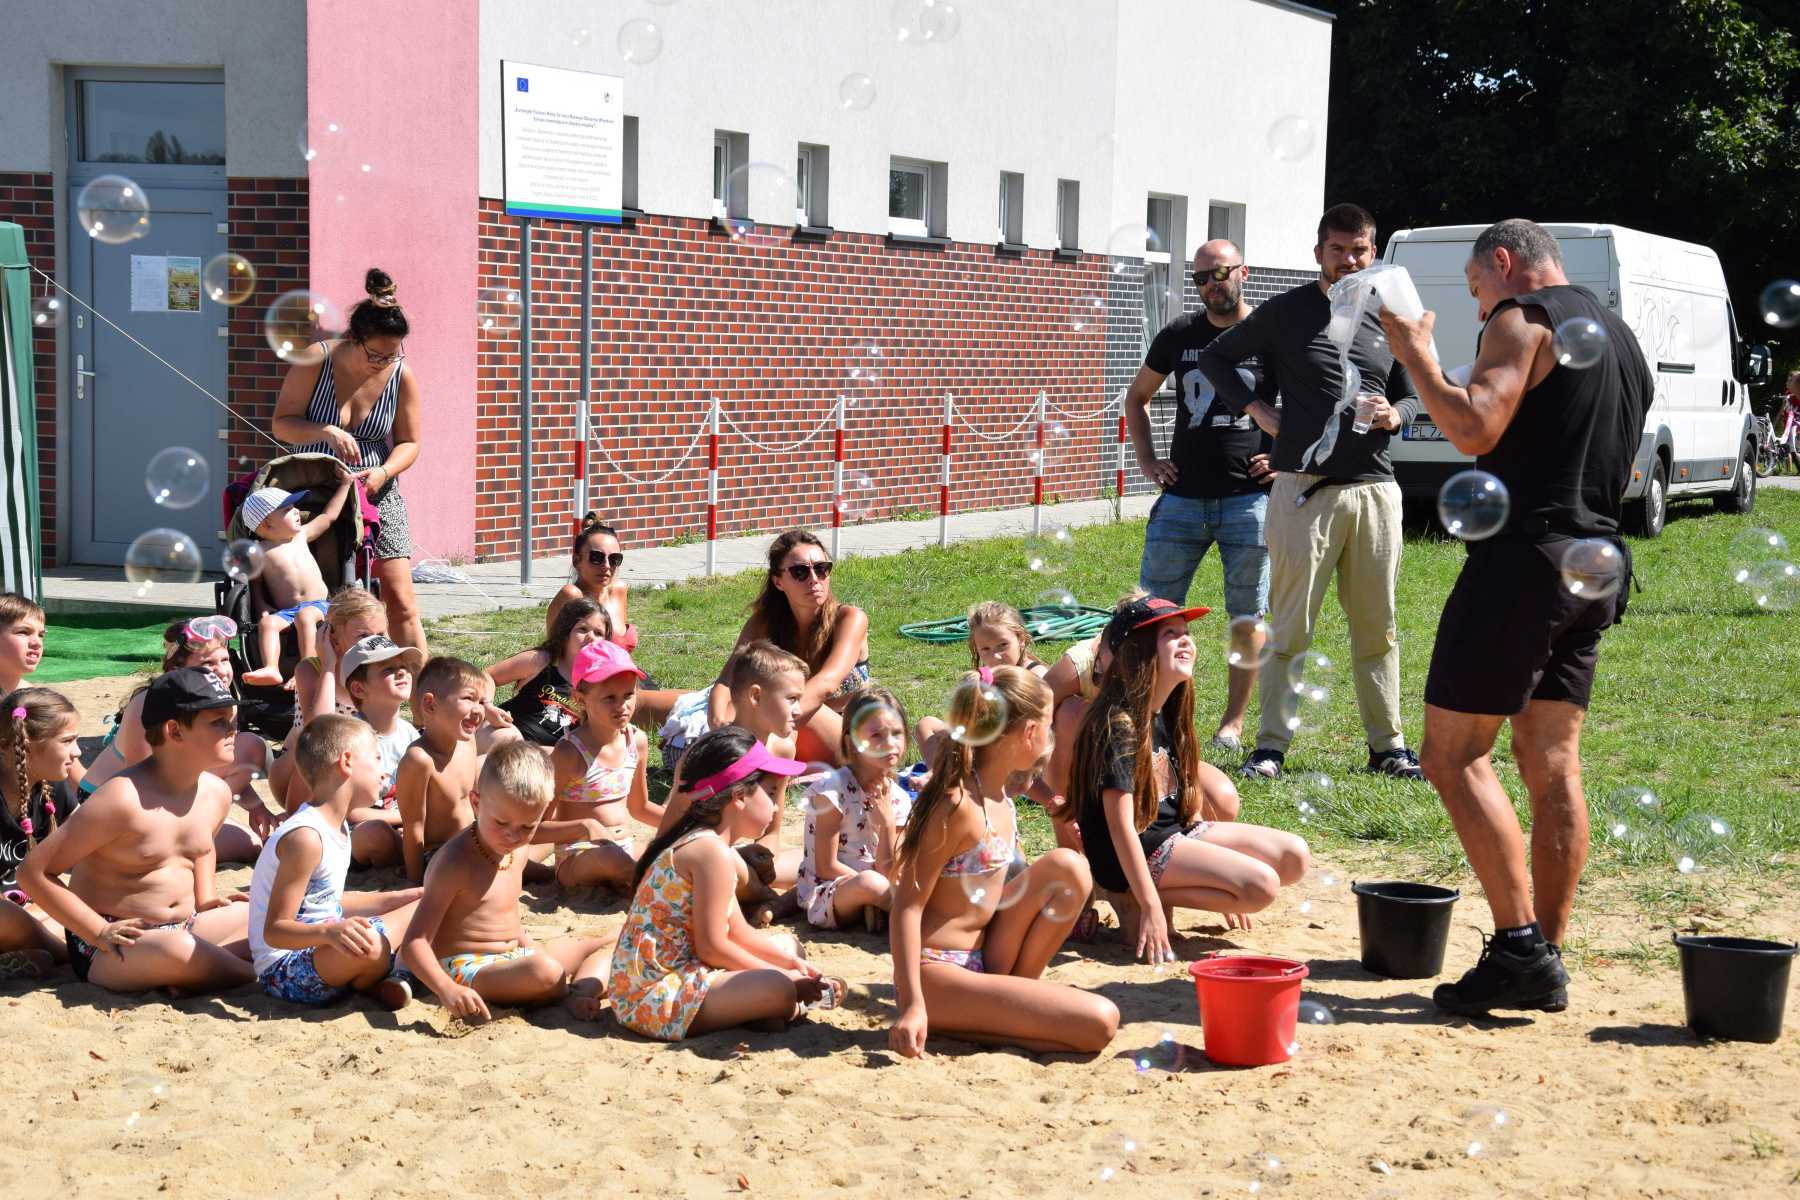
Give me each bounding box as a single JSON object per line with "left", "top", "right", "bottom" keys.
{"left": 485, "top": 600, "right": 613, "bottom": 747}
{"left": 1063, "top": 599, "right": 1310, "bottom": 964}
{"left": 1, "top": 687, "right": 83, "bottom": 974}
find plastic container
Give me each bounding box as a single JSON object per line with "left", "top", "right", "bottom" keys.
{"left": 1352, "top": 881, "right": 1460, "bottom": 978}
{"left": 1675, "top": 934, "right": 1796, "bottom": 1043}
{"left": 1368, "top": 264, "right": 1425, "bottom": 320}
{"left": 1188, "top": 955, "right": 1309, "bottom": 1067}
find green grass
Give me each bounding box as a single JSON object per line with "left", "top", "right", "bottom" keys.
{"left": 428, "top": 489, "right": 1800, "bottom": 868}
{"left": 37, "top": 609, "right": 184, "bottom": 684}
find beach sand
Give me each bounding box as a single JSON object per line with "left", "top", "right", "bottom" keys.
{"left": 16, "top": 676, "right": 1800, "bottom": 1198}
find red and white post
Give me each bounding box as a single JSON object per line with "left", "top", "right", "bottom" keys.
{"left": 831, "top": 395, "right": 846, "bottom": 560}
{"left": 1114, "top": 393, "right": 1127, "bottom": 522}
{"left": 705, "top": 396, "right": 720, "bottom": 576}
{"left": 1032, "top": 389, "right": 1046, "bottom": 537}
{"left": 939, "top": 392, "right": 953, "bottom": 548}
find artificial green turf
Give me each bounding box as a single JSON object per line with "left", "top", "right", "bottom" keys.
{"left": 428, "top": 489, "right": 1800, "bottom": 877}
{"left": 35, "top": 609, "right": 182, "bottom": 684}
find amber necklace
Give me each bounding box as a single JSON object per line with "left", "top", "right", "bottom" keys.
{"left": 468, "top": 822, "right": 513, "bottom": 869}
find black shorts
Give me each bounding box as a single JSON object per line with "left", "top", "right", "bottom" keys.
{"left": 1424, "top": 536, "right": 1630, "bottom": 716}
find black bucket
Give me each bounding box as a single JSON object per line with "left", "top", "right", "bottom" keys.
{"left": 1675, "top": 934, "right": 1797, "bottom": 1043}
{"left": 1352, "top": 881, "right": 1460, "bottom": 979}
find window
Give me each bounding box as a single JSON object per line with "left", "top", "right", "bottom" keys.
{"left": 79, "top": 80, "right": 225, "bottom": 165}
{"left": 712, "top": 130, "right": 747, "bottom": 219}
{"left": 622, "top": 115, "right": 639, "bottom": 211}
{"left": 1208, "top": 201, "right": 1246, "bottom": 252}
{"left": 797, "top": 143, "right": 829, "bottom": 227}
{"left": 1056, "top": 179, "right": 1080, "bottom": 250}
{"left": 888, "top": 158, "right": 931, "bottom": 237}
{"left": 998, "top": 171, "right": 1024, "bottom": 245}
{"left": 712, "top": 134, "right": 729, "bottom": 218}
{"left": 1144, "top": 194, "right": 1180, "bottom": 355}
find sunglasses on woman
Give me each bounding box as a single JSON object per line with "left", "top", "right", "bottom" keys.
{"left": 586, "top": 550, "right": 625, "bottom": 569}
{"left": 783, "top": 561, "right": 833, "bottom": 582}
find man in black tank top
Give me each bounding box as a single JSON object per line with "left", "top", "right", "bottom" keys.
{"left": 1380, "top": 219, "right": 1652, "bottom": 1017}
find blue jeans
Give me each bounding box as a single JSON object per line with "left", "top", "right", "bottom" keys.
{"left": 1138, "top": 491, "right": 1270, "bottom": 617}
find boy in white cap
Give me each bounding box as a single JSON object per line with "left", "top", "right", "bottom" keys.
{"left": 238, "top": 467, "right": 353, "bottom": 687}
{"left": 336, "top": 634, "right": 426, "bottom": 867}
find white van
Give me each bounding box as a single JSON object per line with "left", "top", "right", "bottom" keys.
{"left": 1383, "top": 223, "right": 1769, "bottom": 536}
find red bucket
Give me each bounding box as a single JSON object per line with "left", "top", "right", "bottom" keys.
{"left": 1188, "top": 955, "right": 1310, "bottom": 1067}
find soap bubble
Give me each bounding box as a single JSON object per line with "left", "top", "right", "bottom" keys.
{"left": 1036, "top": 587, "right": 1078, "bottom": 616}
{"left": 847, "top": 343, "right": 883, "bottom": 387}
{"left": 891, "top": 0, "right": 960, "bottom": 45}
{"left": 1224, "top": 616, "right": 1274, "bottom": 670}
{"left": 721, "top": 160, "right": 797, "bottom": 243}
{"left": 1036, "top": 880, "right": 1082, "bottom": 922}
{"left": 263, "top": 290, "right": 343, "bottom": 365}
{"left": 1105, "top": 224, "right": 1162, "bottom": 276}
{"left": 477, "top": 287, "right": 521, "bottom": 332}
{"left": 124, "top": 529, "right": 203, "bottom": 596}
{"left": 1071, "top": 294, "right": 1105, "bottom": 332}
{"left": 1299, "top": 867, "right": 1339, "bottom": 915}
{"left": 946, "top": 675, "right": 1008, "bottom": 747}
{"left": 1023, "top": 523, "right": 1073, "bottom": 574}
{"left": 1278, "top": 652, "right": 1333, "bottom": 735}
{"left": 1462, "top": 1104, "right": 1516, "bottom": 1158}
{"left": 835, "top": 471, "right": 879, "bottom": 521}
{"left": 202, "top": 253, "right": 256, "bottom": 305}
{"left": 617, "top": 18, "right": 663, "bottom": 63}
{"left": 1552, "top": 317, "right": 1608, "bottom": 369}
{"left": 848, "top": 700, "right": 905, "bottom": 759}
{"left": 77, "top": 175, "right": 151, "bottom": 244}
{"left": 30, "top": 295, "right": 63, "bottom": 328}
{"left": 1595, "top": 786, "right": 1660, "bottom": 845}
{"left": 145, "top": 447, "right": 210, "bottom": 510}
{"left": 223, "top": 539, "right": 266, "bottom": 583}
{"left": 1437, "top": 470, "right": 1510, "bottom": 540}
{"left": 1243, "top": 1149, "right": 1291, "bottom": 1194}
{"left": 1745, "top": 561, "right": 1799, "bottom": 611}
{"left": 1560, "top": 538, "right": 1624, "bottom": 600}
{"left": 570, "top": 26, "right": 592, "bottom": 47}
{"left": 1266, "top": 115, "right": 1316, "bottom": 161}
{"left": 1132, "top": 1029, "right": 1188, "bottom": 1074}
{"left": 1672, "top": 813, "right": 1732, "bottom": 875}
{"left": 1297, "top": 998, "right": 1335, "bottom": 1026}
{"left": 1729, "top": 527, "right": 1788, "bottom": 584}
{"left": 1760, "top": 279, "right": 1800, "bottom": 329}
{"left": 1291, "top": 772, "right": 1335, "bottom": 826}
{"left": 838, "top": 73, "right": 877, "bottom": 110}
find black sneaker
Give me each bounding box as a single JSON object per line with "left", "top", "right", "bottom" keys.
{"left": 1433, "top": 934, "right": 1571, "bottom": 1015}
{"left": 1240, "top": 748, "right": 1285, "bottom": 780}
{"left": 1367, "top": 747, "right": 1425, "bottom": 781}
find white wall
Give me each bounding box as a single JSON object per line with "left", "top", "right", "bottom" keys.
{"left": 478, "top": 0, "right": 1332, "bottom": 268}
{"left": 0, "top": 0, "right": 307, "bottom": 177}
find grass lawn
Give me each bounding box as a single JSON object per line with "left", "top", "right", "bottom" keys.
{"left": 428, "top": 488, "right": 1800, "bottom": 937}
{"left": 37, "top": 608, "right": 185, "bottom": 684}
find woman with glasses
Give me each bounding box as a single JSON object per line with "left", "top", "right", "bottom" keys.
{"left": 271, "top": 267, "right": 425, "bottom": 654}
{"left": 546, "top": 513, "right": 637, "bottom": 651}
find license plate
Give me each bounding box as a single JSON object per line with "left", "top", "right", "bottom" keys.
{"left": 1403, "top": 423, "right": 1446, "bottom": 441}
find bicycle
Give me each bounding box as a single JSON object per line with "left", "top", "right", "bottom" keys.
{"left": 1755, "top": 408, "right": 1800, "bottom": 477}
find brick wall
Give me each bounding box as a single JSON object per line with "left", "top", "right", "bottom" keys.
{"left": 225, "top": 177, "right": 309, "bottom": 479}
{"left": 0, "top": 172, "right": 59, "bottom": 566}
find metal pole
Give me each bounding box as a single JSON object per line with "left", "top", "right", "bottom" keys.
{"left": 705, "top": 396, "right": 720, "bottom": 577}
{"left": 576, "top": 223, "right": 592, "bottom": 527}
{"left": 519, "top": 216, "right": 534, "bottom": 585}
{"left": 831, "top": 396, "right": 845, "bottom": 560}
{"left": 938, "top": 392, "right": 952, "bottom": 549}
{"left": 1032, "top": 389, "right": 1045, "bottom": 537}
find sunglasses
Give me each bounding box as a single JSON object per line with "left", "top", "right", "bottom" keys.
{"left": 586, "top": 550, "right": 625, "bottom": 570}
{"left": 1194, "top": 264, "right": 1244, "bottom": 286}
{"left": 782, "top": 561, "right": 833, "bottom": 583}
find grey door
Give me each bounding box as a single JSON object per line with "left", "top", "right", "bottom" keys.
{"left": 66, "top": 71, "right": 228, "bottom": 567}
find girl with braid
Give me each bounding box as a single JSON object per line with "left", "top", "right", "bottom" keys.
{"left": 0, "top": 688, "right": 83, "bottom": 975}
{"left": 888, "top": 667, "right": 1118, "bottom": 1058}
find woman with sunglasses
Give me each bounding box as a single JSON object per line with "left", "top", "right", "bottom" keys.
{"left": 546, "top": 513, "right": 638, "bottom": 652}
{"left": 76, "top": 616, "right": 272, "bottom": 863}
{"left": 272, "top": 267, "right": 426, "bottom": 655}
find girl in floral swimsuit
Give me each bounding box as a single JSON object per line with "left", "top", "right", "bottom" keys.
{"left": 608, "top": 727, "right": 831, "bottom": 1041}
{"left": 886, "top": 666, "right": 1119, "bottom": 1058}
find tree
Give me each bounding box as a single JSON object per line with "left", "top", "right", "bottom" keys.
{"left": 1323, "top": 0, "right": 1800, "bottom": 388}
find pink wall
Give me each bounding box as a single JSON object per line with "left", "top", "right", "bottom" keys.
{"left": 306, "top": 0, "right": 479, "bottom": 560}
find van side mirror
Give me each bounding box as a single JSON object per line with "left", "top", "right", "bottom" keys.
{"left": 1738, "top": 343, "right": 1772, "bottom": 384}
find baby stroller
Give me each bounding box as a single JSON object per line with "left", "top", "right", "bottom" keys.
{"left": 213, "top": 452, "right": 382, "bottom": 740}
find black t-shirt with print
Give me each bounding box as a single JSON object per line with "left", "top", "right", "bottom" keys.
{"left": 2, "top": 779, "right": 79, "bottom": 890}
{"left": 1145, "top": 312, "right": 1275, "bottom": 499}
{"left": 1078, "top": 711, "right": 1186, "bottom": 893}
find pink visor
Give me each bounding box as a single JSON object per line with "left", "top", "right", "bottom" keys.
{"left": 571, "top": 639, "right": 646, "bottom": 688}
{"left": 687, "top": 739, "right": 808, "bottom": 800}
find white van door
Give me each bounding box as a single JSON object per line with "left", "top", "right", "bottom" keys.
{"left": 1622, "top": 282, "right": 1694, "bottom": 487}
{"left": 1690, "top": 290, "right": 1743, "bottom": 480}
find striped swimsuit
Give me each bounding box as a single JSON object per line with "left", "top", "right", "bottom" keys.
{"left": 290, "top": 343, "right": 412, "bottom": 559}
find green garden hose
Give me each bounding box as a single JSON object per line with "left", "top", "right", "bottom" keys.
{"left": 898, "top": 603, "right": 1111, "bottom": 645}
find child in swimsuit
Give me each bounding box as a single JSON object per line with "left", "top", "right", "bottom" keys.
{"left": 486, "top": 599, "right": 612, "bottom": 749}
{"left": 398, "top": 741, "right": 615, "bottom": 1023}
{"left": 609, "top": 727, "right": 831, "bottom": 1041}
{"left": 0, "top": 687, "right": 82, "bottom": 977}
{"left": 886, "top": 666, "right": 1118, "bottom": 1058}
{"left": 795, "top": 686, "right": 914, "bottom": 932}
{"left": 539, "top": 641, "right": 661, "bottom": 888}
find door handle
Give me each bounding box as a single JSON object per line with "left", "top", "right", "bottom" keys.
{"left": 75, "top": 353, "right": 96, "bottom": 402}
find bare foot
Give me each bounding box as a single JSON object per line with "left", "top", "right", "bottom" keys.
{"left": 0, "top": 949, "right": 54, "bottom": 980}
{"left": 373, "top": 975, "right": 412, "bottom": 1011}
{"left": 241, "top": 665, "right": 285, "bottom": 688}
{"left": 564, "top": 979, "right": 606, "bottom": 1021}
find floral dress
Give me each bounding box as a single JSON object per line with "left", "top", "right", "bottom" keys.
{"left": 608, "top": 828, "right": 722, "bottom": 1040}
{"left": 794, "top": 767, "right": 912, "bottom": 929}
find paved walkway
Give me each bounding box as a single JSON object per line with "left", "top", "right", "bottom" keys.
{"left": 42, "top": 495, "right": 1156, "bottom": 620}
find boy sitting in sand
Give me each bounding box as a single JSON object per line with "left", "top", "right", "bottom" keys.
{"left": 248, "top": 714, "right": 420, "bottom": 1007}
{"left": 19, "top": 669, "right": 255, "bottom": 994}
{"left": 394, "top": 657, "right": 487, "bottom": 883}
{"left": 399, "top": 741, "right": 615, "bottom": 1023}
{"left": 238, "top": 474, "right": 354, "bottom": 688}
{"left": 334, "top": 635, "right": 424, "bottom": 868}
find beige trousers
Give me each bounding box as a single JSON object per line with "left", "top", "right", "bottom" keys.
{"left": 1256, "top": 473, "right": 1406, "bottom": 755}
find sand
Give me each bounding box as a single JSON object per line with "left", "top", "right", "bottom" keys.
{"left": 14, "top": 675, "right": 1800, "bottom": 1198}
